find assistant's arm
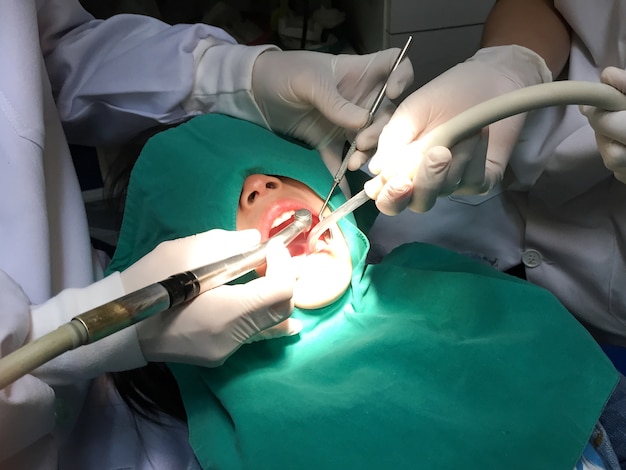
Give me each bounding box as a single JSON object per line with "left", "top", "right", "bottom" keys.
{"left": 38, "top": 0, "right": 271, "bottom": 146}
{"left": 368, "top": 0, "right": 572, "bottom": 214}
{"left": 481, "top": 0, "right": 571, "bottom": 78}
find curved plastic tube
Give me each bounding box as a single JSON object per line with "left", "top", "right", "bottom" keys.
{"left": 0, "top": 321, "right": 86, "bottom": 390}
{"left": 418, "top": 81, "right": 626, "bottom": 152}
{"left": 307, "top": 81, "right": 626, "bottom": 252}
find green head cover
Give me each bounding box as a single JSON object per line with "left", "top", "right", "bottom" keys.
{"left": 107, "top": 113, "right": 367, "bottom": 276}
{"left": 107, "top": 114, "right": 617, "bottom": 470}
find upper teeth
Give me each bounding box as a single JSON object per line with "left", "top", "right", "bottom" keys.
{"left": 271, "top": 210, "right": 295, "bottom": 229}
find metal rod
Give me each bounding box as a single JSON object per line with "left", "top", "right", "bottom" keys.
{"left": 318, "top": 36, "right": 413, "bottom": 217}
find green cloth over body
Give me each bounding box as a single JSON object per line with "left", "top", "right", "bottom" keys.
{"left": 108, "top": 114, "right": 617, "bottom": 470}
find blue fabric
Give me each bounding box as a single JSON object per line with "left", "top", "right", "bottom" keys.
{"left": 599, "top": 374, "right": 626, "bottom": 468}
{"left": 577, "top": 439, "right": 610, "bottom": 470}
{"left": 602, "top": 345, "right": 626, "bottom": 376}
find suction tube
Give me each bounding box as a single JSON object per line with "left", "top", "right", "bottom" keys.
{"left": 307, "top": 81, "right": 626, "bottom": 252}
{"left": 0, "top": 209, "right": 312, "bottom": 390}
{"left": 416, "top": 81, "right": 626, "bottom": 152}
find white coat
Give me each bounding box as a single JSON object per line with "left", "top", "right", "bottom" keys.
{"left": 0, "top": 0, "right": 273, "bottom": 468}
{"left": 369, "top": 0, "right": 626, "bottom": 346}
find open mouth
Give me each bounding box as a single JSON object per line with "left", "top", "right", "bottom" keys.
{"left": 268, "top": 210, "right": 329, "bottom": 256}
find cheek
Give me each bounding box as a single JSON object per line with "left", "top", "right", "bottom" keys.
{"left": 236, "top": 208, "right": 260, "bottom": 231}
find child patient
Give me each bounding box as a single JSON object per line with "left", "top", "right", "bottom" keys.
{"left": 107, "top": 114, "right": 617, "bottom": 470}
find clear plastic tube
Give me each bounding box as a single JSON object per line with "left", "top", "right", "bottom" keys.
{"left": 307, "top": 190, "right": 370, "bottom": 253}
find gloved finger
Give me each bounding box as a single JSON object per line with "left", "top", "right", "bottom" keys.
{"left": 348, "top": 48, "right": 413, "bottom": 102}
{"left": 383, "top": 51, "right": 414, "bottom": 99}
{"left": 245, "top": 318, "right": 303, "bottom": 343}
{"left": 354, "top": 98, "right": 396, "bottom": 152}
{"left": 596, "top": 134, "right": 626, "bottom": 183}
{"left": 260, "top": 238, "right": 295, "bottom": 321}
{"left": 438, "top": 133, "right": 482, "bottom": 194}
{"left": 204, "top": 280, "right": 293, "bottom": 349}
{"left": 364, "top": 136, "right": 417, "bottom": 203}
{"left": 314, "top": 49, "right": 412, "bottom": 133}
{"left": 347, "top": 148, "right": 373, "bottom": 171}
{"left": 365, "top": 48, "right": 414, "bottom": 99}
{"left": 370, "top": 145, "right": 453, "bottom": 215}
{"left": 326, "top": 114, "right": 391, "bottom": 173}
{"left": 601, "top": 66, "right": 626, "bottom": 93}
{"left": 347, "top": 100, "right": 396, "bottom": 170}
{"left": 581, "top": 105, "right": 626, "bottom": 145}
{"left": 307, "top": 73, "right": 371, "bottom": 131}
{"left": 214, "top": 239, "right": 294, "bottom": 336}
{"left": 406, "top": 146, "right": 453, "bottom": 213}
{"left": 185, "top": 229, "right": 262, "bottom": 267}
{"left": 121, "top": 229, "right": 263, "bottom": 292}
{"left": 451, "top": 128, "right": 490, "bottom": 195}
{"left": 371, "top": 175, "right": 413, "bottom": 216}
{"left": 368, "top": 102, "right": 422, "bottom": 175}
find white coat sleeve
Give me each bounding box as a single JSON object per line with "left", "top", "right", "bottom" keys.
{"left": 38, "top": 0, "right": 268, "bottom": 146}
{"left": 0, "top": 269, "right": 146, "bottom": 461}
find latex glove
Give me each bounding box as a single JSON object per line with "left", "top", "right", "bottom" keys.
{"left": 365, "top": 45, "right": 552, "bottom": 215}
{"left": 120, "top": 229, "right": 299, "bottom": 367}
{"left": 252, "top": 48, "right": 414, "bottom": 164}
{"left": 580, "top": 66, "right": 626, "bottom": 184}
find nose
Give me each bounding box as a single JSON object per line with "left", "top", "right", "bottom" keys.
{"left": 240, "top": 174, "right": 282, "bottom": 208}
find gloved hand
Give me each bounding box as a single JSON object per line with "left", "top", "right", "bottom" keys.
{"left": 580, "top": 66, "right": 626, "bottom": 184}
{"left": 365, "top": 45, "right": 553, "bottom": 215}
{"left": 252, "top": 48, "right": 414, "bottom": 164}
{"left": 120, "top": 229, "right": 299, "bottom": 367}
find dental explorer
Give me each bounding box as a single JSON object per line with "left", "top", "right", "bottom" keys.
{"left": 307, "top": 80, "right": 626, "bottom": 252}
{"left": 0, "top": 209, "right": 312, "bottom": 390}
{"left": 317, "top": 35, "right": 414, "bottom": 218}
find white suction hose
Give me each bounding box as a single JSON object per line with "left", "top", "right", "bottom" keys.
{"left": 0, "top": 322, "right": 87, "bottom": 390}
{"left": 418, "top": 81, "right": 626, "bottom": 151}
{"left": 308, "top": 80, "right": 626, "bottom": 251}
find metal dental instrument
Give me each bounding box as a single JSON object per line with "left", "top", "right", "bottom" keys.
{"left": 307, "top": 80, "right": 626, "bottom": 253}
{"left": 308, "top": 189, "right": 370, "bottom": 252}
{"left": 0, "top": 210, "right": 312, "bottom": 390}
{"left": 317, "top": 36, "right": 413, "bottom": 218}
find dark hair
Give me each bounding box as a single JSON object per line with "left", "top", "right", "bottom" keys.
{"left": 104, "top": 121, "right": 189, "bottom": 424}
{"left": 111, "top": 363, "right": 188, "bottom": 423}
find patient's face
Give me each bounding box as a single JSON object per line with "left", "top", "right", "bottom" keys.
{"left": 237, "top": 174, "right": 352, "bottom": 309}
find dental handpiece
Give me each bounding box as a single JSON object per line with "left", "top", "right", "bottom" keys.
{"left": 0, "top": 210, "right": 312, "bottom": 390}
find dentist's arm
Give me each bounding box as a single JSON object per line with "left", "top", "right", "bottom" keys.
{"left": 481, "top": 0, "right": 570, "bottom": 77}
{"left": 367, "top": 0, "right": 570, "bottom": 215}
